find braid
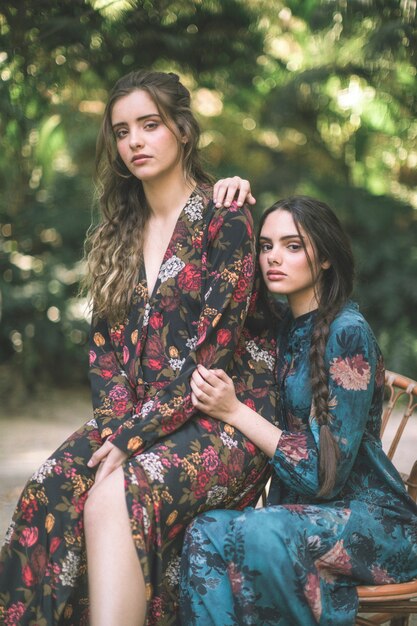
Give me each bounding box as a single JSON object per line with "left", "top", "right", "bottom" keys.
{"left": 310, "top": 303, "right": 341, "bottom": 496}
{"left": 258, "top": 195, "right": 355, "bottom": 497}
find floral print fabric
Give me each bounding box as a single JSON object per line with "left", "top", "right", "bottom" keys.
{"left": 0, "top": 190, "right": 277, "bottom": 626}
{"left": 180, "top": 302, "right": 417, "bottom": 626}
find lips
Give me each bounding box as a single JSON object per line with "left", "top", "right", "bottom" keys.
{"left": 131, "top": 154, "right": 152, "bottom": 164}
{"left": 266, "top": 270, "right": 286, "bottom": 279}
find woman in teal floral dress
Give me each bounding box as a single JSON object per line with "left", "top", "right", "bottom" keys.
{"left": 181, "top": 196, "right": 417, "bottom": 625}
{"left": 0, "top": 71, "right": 276, "bottom": 626}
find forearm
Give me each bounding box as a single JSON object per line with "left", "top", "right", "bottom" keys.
{"left": 227, "top": 402, "right": 282, "bottom": 458}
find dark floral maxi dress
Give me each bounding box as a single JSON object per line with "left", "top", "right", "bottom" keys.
{"left": 0, "top": 190, "right": 277, "bottom": 626}
{"left": 180, "top": 302, "right": 417, "bottom": 626}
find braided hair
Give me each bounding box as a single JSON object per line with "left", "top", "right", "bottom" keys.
{"left": 258, "top": 196, "right": 354, "bottom": 496}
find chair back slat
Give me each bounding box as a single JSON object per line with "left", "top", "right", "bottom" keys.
{"left": 382, "top": 371, "right": 417, "bottom": 484}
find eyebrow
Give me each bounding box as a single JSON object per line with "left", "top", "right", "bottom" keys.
{"left": 112, "top": 113, "right": 161, "bottom": 130}
{"left": 259, "top": 234, "right": 304, "bottom": 242}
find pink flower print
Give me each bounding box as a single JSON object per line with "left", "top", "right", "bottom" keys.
{"left": 315, "top": 540, "right": 352, "bottom": 583}
{"left": 371, "top": 565, "right": 395, "bottom": 584}
{"left": 4, "top": 601, "right": 26, "bottom": 626}
{"left": 278, "top": 433, "right": 309, "bottom": 466}
{"left": 304, "top": 572, "right": 322, "bottom": 622}
{"left": 329, "top": 354, "right": 371, "bottom": 390}
{"left": 123, "top": 345, "right": 129, "bottom": 365}
{"left": 19, "top": 526, "right": 38, "bottom": 548}
{"left": 201, "top": 446, "right": 220, "bottom": 473}
{"left": 109, "top": 385, "right": 131, "bottom": 416}
{"left": 89, "top": 350, "right": 96, "bottom": 365}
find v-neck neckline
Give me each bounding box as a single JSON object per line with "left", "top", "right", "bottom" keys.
{"left": 142, "top": 189, "right": 197, "bottom": 303}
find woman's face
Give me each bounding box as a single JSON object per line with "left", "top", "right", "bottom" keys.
{"left": 259, "top": 209, "right": 329, "bottom": 316}
{"left": 111, "top": 89, "right": 184, "bottom": 185}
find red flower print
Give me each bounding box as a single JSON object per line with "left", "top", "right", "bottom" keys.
{"left": 244, "top": 440, "right": 257, "bottom": 455}
{"left": 147, "top": 334, "right": 164, "bottom": 358}
{"left": 30, "top": 544, "right": 47, "bottom": 580}
{"left": 304, "top": 572, "right": 322, "bottom": 622}
{"left": 148, "top": 358, "right": 164, "bottom": 370}
{"left": 229, "top": 447, "right": 245, "bottom": 475}
{"left": 217, "top": 328, "right": 232, "bottom": 346}
{"left": 208, "top": 215, "right": 224, "bottom": 241}
{"left": 178, "top": 263, "right": 201, "bottom": 292}
{"left": 109, "top": 325, "right": 124, "bottom": 345}
{"left": 149, "top": 311, "right": 164, "bottom": 330}
{"left": 89, "top": 350, "right": 96, "bottom": 365}
{"left": 50, "top": 537, "right": 61, "bottom": 554}
{"left": 243, "top": 398, "right": 256, "bottom": 411}
{"left": 98, "top": 353, "right": 118, "bottom": 379}
{"left": 197, "top": 470, "right": 211, "bottom": 489}
{"left": 22, "top": 563, "right": 36, "bottom": 587}
{"left": 217, "top": 463, "right": 229, "bottom": 486}
{"left": 109, "top": 385, "right": 130, "bottom": 416}
{"left": 19, "top": 526, "right": 38, "bottom": 548}
{"left": 233, "top": 277, "right": 250, "bottom": 302}
{"left": 242, "top": 254, "right": 254, "bottom": 278}
{"left": 227, "top": 562, "right": 244, "bottom": 594}
{"left": 198, "top": 344, "right": 217, "bottom": 368}
{"left": 160, "top": 290, "right": 181, "bottom": 312}
{"left": 198, "top": 417, "right": 216, "bottom": 432}
{"left": 329, "top": 353, "right": 371, "bottom": 391}
{"left": 167, "top": 523, "right": 184, "bottom": 540}
{"left": 21, "top": 498, "right": 39, "bottom": 523}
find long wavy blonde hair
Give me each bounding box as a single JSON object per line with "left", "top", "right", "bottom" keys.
{"left": 83, "top": 70, "right": 213, "bottom": 323}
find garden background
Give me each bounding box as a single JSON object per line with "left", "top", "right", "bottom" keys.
{"left": 1, "top": 0, "right": 417, "bottom": 404}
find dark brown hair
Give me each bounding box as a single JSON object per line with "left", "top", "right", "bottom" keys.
{"left": 258, "top": 196, "right": 354, "bottom": 496}
{"left": 83, "top": 70, "right": 213, "bottom": 322}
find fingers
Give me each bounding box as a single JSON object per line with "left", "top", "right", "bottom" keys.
{"left": 213, "top": 177, "right": 255, "bottom": 208}
{"left": 87, "top": 440, "right": 112, "bottom": 468}
{"left": 196, "top": 364, "right": 229, "bottom": 386}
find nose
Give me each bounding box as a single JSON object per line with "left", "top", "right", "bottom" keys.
{"left": 267, "top": 250, "right": 282, "bottom": 265}
{"left": 129, "top": 130, "right": 144, "bottom": 150}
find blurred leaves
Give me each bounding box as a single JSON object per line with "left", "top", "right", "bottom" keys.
{"left": 1, "top": 0, "right": 417, "bottom": 398}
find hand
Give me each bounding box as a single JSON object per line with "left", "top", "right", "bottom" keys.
{"left": 87, "top": 440, "right": 128, "bottom": 489}
{"left": 213, "top": 176, "right": 256, "bottom": 208}
{"left": 190, "top": 364, "right": 241, "bottom": 424}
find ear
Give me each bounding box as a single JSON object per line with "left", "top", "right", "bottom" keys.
{"left": 321, "top": 259, "right": 331, "bottom": 270}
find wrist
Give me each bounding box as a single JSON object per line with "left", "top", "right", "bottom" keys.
{"left": 222, "top": 399, "right": 242, "bottom": 427}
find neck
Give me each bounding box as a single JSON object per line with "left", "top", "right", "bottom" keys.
{"left": 287, "top": 292, "right": 319, "bottom": 318}
{"left": 143, "top": 171, "right": 195, "bottom": 218}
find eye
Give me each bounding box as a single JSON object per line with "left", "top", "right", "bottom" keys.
{"left": 260, "top": 243, "right": 272, "bottom": 252}
{"left": 115, "top": 128, "right": 127, "bottom": 140}
{"left": 144, "top": 121, "right": 159, "bottom": 131}
{"left": 287, "top": 243, "right": 302, "bottom": 251}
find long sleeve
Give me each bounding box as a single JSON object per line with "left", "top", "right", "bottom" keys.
{"left": 272, "top": 320, "right": 383, "bottom": 500}
{"left": 88, "top": 316, "right": 137, "bottom": 437}
{"left": 109, "top": 203, "right": 257, "bottom": 455}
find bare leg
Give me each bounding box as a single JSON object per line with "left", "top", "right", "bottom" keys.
{"left": 84, "top": 466, "right": 146, "bottom": 626}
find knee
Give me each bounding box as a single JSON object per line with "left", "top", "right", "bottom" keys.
{"left": 238, "top": 508, "right": 291, "bottom": 563}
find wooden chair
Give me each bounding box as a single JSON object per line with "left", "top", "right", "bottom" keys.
{"left": 355, "top": 369, "right": 417, "bottom": 626}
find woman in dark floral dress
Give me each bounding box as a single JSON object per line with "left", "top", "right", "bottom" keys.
{"left": 0, "top": 71, "right": 276, "bottom": 626}
{"left": 181, "top": 196, "right": 417, "bottom": 625}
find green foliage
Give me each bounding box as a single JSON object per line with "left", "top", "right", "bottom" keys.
{"left": 1, "top": 0, "right": 417, "bottom": 398}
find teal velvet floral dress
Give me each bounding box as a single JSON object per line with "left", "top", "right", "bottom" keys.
{"left": 180, "top": 301, "right": 417, "bottom": 626}
{"left": 0, "top": 190, "right": 276, "bottom": 626}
